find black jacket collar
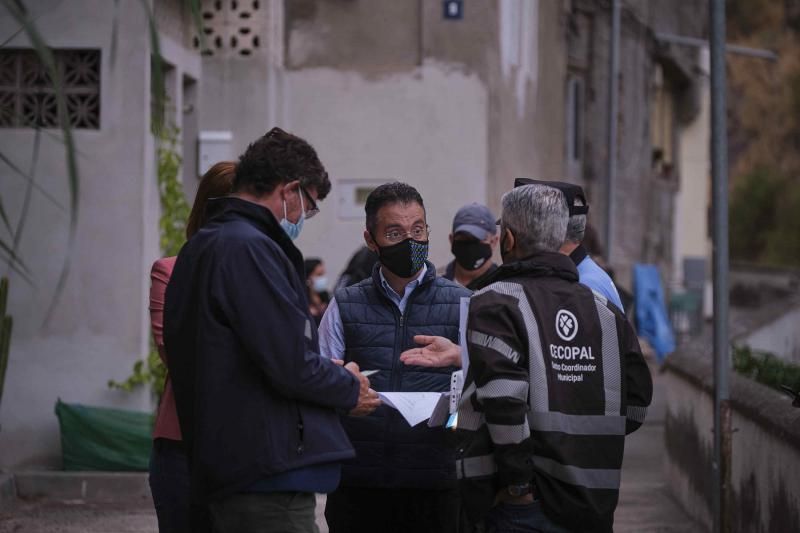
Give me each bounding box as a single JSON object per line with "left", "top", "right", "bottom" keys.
{"left": 205, "top": 196, "right": 305, "bottom": 276}
{"left": 477, "top": 251, "right": 579, "bottom": 289}
{"left": 568, "top": 244, "right": 588, "bottom": 267}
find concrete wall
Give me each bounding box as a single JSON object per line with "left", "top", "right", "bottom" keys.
{"left": 0, "top": 0, "right": 153, "bottom": 468}
{"left": 663, "top": 352, "right": 800, "bottom": 532}
{"left": 568, "top": 0, "right": 706, "bottom": 290}
{"left": 280, "top": 0, "right": 566, "bottom": 281}
{"left": 0, "top": 0, "right": 198, "bottom": 469}
{"left": 286, "top": 63, "right": 488, "bottom": 272}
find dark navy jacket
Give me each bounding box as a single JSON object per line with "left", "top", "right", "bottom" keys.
{"left": 163, "top": 197, "right": 360, "bottom": 503}
{"left": 335, "top": 263, "right": 470, "bottom": 489}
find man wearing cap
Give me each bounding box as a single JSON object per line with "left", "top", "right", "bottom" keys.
{"left": 515, "top": 178, "right": 625, "bottom": 312}
{"left": 441, "top": 203, "right": 500, "bottom": 291}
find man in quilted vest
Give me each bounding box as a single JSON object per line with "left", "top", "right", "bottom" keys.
{"left": 318, "top": 182, "right": 471, "bottom": 533}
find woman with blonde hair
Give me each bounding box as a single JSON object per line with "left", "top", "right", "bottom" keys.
{"left": 148, "top": 161, "right": 236, "bottom": 533}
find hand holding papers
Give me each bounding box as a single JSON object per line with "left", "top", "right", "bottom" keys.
{"left": 378, "top": 392, "right": 443, "bottom": 427}
{"left": 345, "top": 362, "right": 381, "bottom": 417}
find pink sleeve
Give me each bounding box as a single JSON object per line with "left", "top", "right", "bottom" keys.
{"left": 149, "top": 257, "right": 176, "bottom": 361}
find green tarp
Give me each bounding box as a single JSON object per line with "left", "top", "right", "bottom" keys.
{"left": 55, "top": 399, "right": 153, "bottom": 471}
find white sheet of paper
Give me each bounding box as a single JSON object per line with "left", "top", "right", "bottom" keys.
{"left": 378, "top": 392, "right": 443, "bottom": 427}
{"left": 459, "top": 297, "right": 470, "bottom": 375}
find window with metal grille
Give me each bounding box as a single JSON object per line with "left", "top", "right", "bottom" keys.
{"left": 0, "top": 49, "right": 101, "bottom": 129}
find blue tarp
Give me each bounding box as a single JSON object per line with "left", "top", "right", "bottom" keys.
{"left": 633, "top": 264, "right": 676, "bottom": 362}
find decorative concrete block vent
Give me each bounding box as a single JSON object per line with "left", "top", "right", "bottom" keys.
{"left": 193, "top": 0, "right": 265, "bottom": 57}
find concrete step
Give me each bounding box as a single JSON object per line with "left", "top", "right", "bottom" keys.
{"left": 0, "top": 473, "right": 15, "bottom": 511}
{"left": 13, "top": 471, "right": 152, "bottom": 504}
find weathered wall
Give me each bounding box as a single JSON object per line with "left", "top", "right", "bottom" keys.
{"left": 285, "top": 64, "right": 488, "bottom": 273}
{"left": 0, "top": 0, "right": 201, "bottom": 469}
{"left": 673, "top": 47, "right": 711, "bottom": 286}
{"left": 0, "top": 0, "right": 155, "bottom": 468}
{"left": 282, "top": 0, "right": 567, "bottom": 280}
{"left": 198, "top": 0, "right": 282, "bottom": 158}
{"left": 738, "top": 306, "right": 800, "bottom": 364}
{"left": 664, "top": 352, "right": 800, "bottom": 533}
{"left": 569, "top": 0, "right": 706, "bottom": 290}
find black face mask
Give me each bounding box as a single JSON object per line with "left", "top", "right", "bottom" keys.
{"left": 452, "top": 240, "right": 493, "bottom": 271}
{"left": 375, "top": 238, "right": 429, "bottom": 278}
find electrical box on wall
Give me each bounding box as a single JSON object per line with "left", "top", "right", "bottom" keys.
{"left": 337, "top": 180, "right": 386, "bottom": 220}
{"left": 198, "top": 131, "right": 233, "bottom": 176}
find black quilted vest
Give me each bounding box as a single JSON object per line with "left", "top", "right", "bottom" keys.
{"left": 335, "top": 261, "right": 470, "bottom": 488}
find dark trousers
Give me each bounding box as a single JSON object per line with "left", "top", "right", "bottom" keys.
{"left": 325, "top": 486, "right": 461, "bottom": 533}
{"left": 209, "top": 491, "right": 318, "bottom": 533}
{"left": 149, "top": 438, "right": 192, "bottom": 533}
{"left": 480, "top": 501, "right": 572, "bottom": 533}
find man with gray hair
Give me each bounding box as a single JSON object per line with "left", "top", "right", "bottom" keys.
{"left": 514, "top": 178, "right": 624, "bottom": 312}
{"left": 455, "top": 184, "right": 652, "bottom": 532}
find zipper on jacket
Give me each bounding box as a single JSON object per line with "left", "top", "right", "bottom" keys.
{"left": 295, "top": 405, "right": 305, "bottom": 454}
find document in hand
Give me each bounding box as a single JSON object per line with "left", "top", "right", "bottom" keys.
{"left": 378, "top": 392, "right": 444, "bottom": 427}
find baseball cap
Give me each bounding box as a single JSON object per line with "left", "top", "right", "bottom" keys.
{"left": 452, "top": 203, "right": 497, "bottom": 240}
{"left": 513, "top": 178, "right": 589, "bottom": 216}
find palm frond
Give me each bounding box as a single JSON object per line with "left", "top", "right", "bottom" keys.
{"left": 0, "top": 149, "right": 66, "bottom": 210}
{"left": 1, "top": 0, "right": 80, "bottom": 324}
{"left": 7, "top": 127, "right": 40, "bottom": 268}
{"left": 109, "top": 0, "right": 120, "bottom": 67}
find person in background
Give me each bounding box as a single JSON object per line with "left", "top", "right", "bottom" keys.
{"left": 149, "top": 161, "right": 236, "bottom": 533}
{"left": 304, "top": 257, "right": 329, "bottom": 326}
{"left": 334, "top": 246, "right": 379, "bottom": 290}
{"left": 319, "top": 182, "right": 470, "bottom": 533}
{"left": 440, "top": 203, "right": 499, "bottom": 291}
{"left": 164, "top": 127, "right": 380, "bottom": 533}
{"left": 456, "top": 183, "right": 652, "bottom": 532}
{"left": 514, "top": 178, "right": 625, "bottom": 313}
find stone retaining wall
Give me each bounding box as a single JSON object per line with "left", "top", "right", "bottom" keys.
{"left": 663, "top": 351, "right": 800, "bottom": 532}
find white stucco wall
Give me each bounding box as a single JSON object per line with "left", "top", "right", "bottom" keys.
{"left": 0, "top": 1, "right": 196, "bottom": 468}
{"left": 285, "top": 62, "right": 489, "bottom": 284}
{"left": 740, "top": 306, "right": 800, "bottom": 364}
{"left": 673, "top": 48, "right": 711, "bottom": 286}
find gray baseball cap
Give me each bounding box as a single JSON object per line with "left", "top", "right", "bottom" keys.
{"left": 452, "top": 203, "right": 497, "bottom": 240}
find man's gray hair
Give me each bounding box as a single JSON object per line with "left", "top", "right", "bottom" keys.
{"left": 565, "top": 197, "right": 586, "bottom": 243}
{"left": 501, "top": 184, "right": 569, "bottom": 254}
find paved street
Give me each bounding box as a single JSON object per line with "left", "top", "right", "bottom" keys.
{"left": 0, "top": 364, "right": 702, "bottom": 533}
{"left": 615, "top": 362, "right": 706, "bottom": 532}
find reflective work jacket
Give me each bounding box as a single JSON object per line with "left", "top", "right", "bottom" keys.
{"left": 455, "top": 252, "right": 653, "bottom": 532}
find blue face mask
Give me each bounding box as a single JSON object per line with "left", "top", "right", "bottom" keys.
{"left": 280, "top": 188, "right": 305, "bottom": 241}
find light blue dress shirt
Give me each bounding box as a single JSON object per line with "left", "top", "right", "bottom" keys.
{"left": 577, "top": 255, "right": 625, "bottom": 313}
{"left": 318, "top": 265, "right": 428, "bottom": 360}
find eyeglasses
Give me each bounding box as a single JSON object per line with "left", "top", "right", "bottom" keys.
{"left": 383, "top": 225, "right": 430, "bottom": 243}
{"left": 300, "top": 185, "right": 320, "bottom": 219}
